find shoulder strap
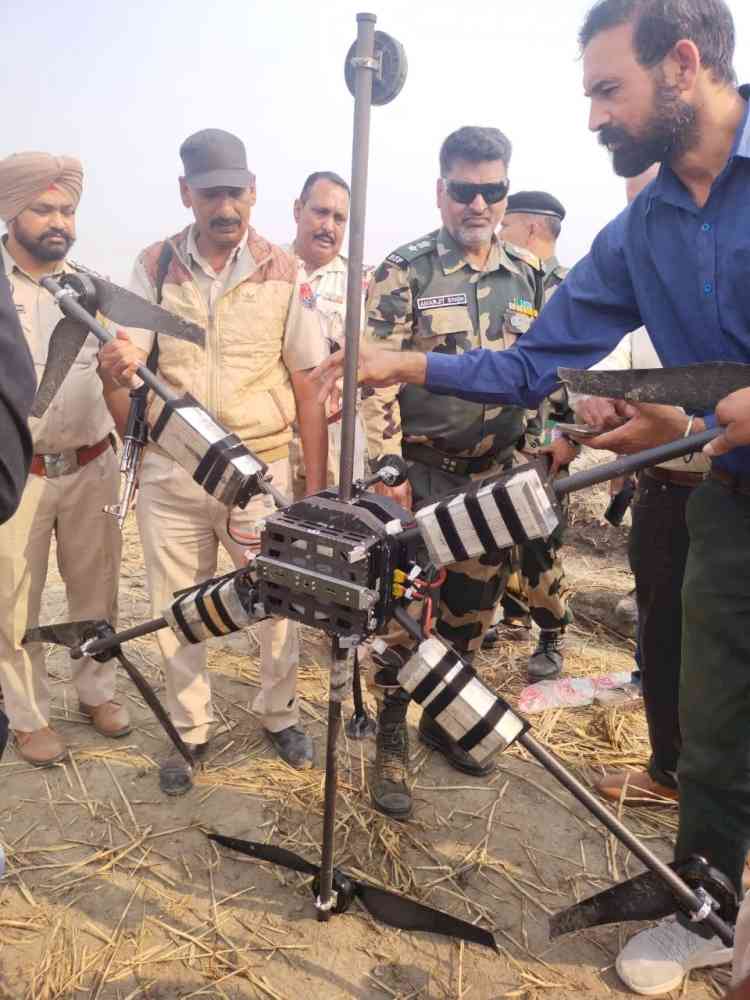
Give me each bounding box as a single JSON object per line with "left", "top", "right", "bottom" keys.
{"left": 144, "top": 241, "right": 174, "bottom": 374}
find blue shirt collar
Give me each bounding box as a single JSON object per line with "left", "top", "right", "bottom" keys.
{"left": 645, "top": 85, "right": 750, "bottom": 214}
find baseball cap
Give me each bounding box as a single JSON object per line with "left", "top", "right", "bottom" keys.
{"left": 179, "top": 129, "right": 254, "bottom": 189}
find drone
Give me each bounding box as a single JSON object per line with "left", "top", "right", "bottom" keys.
{"left": 23, "top": 12, "right": 738, "bottom": 956}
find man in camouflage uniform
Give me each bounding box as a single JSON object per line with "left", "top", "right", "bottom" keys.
{"left": 485, "top": 191, "right": 578, "bottom": 679}
{"left": 361, "top": 128, "right": 574, "bottom": 819}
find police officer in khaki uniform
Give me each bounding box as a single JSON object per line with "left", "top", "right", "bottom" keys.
{"left": 99, "top": 130, "right": 329, "bottom": 794}
{"left": 286, "top": 170, "right": 367, "bottom": 495}
{"left": 361, "top": 127, "right": 573, "bottom": 819}
{"left": 0, "top": 152, "right": 128, "bottom": 766}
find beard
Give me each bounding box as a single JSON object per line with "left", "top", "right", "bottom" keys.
{"left": 599, "top": 76, "right": 699, "bottom": 178}
{"left": 12, "top": 221, "right": 75, "bottom": 262}
{"left": 452, "top": 220, "right": 495, "bottom": 249}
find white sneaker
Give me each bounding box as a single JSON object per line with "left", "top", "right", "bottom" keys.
{"left": 616, "top": 916, "right": 732, "bottom": 996}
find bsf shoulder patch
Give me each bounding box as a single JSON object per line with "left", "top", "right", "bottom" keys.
{"left": 416, "top": 293, "right": 468, "bottom": 310}
{"left": 299, "top": 282, "right": 316, "bottom": 309}
{"left": 386, "top": 252, "right": 407, "bottom": 267}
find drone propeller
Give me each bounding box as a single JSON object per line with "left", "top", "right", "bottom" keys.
{"left": 23, "top": 618, "right": 195, "bottom": 767}
{"left": 32, "top": 271, "right": 205, "bottom": 418}
{"left": 208, "top": 834, "right": 497, "bottom": 950}
{"left": 83, "top": 273, "right": 205, "bottom": 343}
{"left": 22, "top": 620, "right": 102, "bottom": 649}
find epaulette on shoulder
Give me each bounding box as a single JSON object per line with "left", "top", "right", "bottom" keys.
{"left": 503, "top": 241, "right": 543, "bottom": 272}
{"left": 385, "top": 231, "right": 438, "bottom": 269}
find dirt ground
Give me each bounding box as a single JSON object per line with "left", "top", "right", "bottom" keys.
{"left": 0, "top": 482, "right": 732, "bottom": 1000}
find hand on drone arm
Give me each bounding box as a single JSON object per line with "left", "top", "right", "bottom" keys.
{"left": 704, "top": 388, "right": 750, "bottom": 457}
{"left": 291, "top": 369, "right": 328, "bottom": 494}
{"left": 585, "top": 401, "right": 701, "bottom": 454}
{"left": 99, "top": 330, "right": 148, "bottom": 389}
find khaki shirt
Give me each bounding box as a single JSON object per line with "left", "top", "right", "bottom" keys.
{"left": 285, "top": 246, "right": 349, "bottom": 351}
{"left": 129, "top": 225, "right": 326, "bottom": 376}
{"left": 0, "top": 240, "right": 113, "bottom": 453}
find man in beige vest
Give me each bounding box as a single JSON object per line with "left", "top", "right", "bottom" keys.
{"left": 0, "top": 152, "right": 129, "bottom": 766}
{"left": 286, "top": 170, "right": 367, "bottom": 494}
{"left": 99, "top": 130, "right": 329, "bottom": 794}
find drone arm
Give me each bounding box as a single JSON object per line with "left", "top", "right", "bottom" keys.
{"left": 40, "top": 276, "right": 176, "bottom": 404}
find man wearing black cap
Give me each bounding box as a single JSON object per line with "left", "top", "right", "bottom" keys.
{"left": 100, "top": 129, "right": 329, "bottom": 793}
{"left": 500, "top": 191, "right": 569, "bottom": 293}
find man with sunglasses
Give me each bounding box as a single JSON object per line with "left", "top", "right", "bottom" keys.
{"left": 361, "top": 126, "right": 573, "bottom": 820}
{"left": 318, "top": 0, "right": 750, "bottom": 991}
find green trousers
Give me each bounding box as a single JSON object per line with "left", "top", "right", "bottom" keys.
{"left": 677, "top": 478, "right": 750, "bottom": 895}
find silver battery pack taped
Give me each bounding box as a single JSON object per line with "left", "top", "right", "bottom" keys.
{"left": 150, "top": 394, "right": 267, "bottom": 508}
{"left": 164, "top": 570, "right": 261, "bottom": 645}
{"left": 398, "top": 636, "right": 528, "bottom": 763}
{"left": 415, "top": 462, "right": 560, "bottom": 568}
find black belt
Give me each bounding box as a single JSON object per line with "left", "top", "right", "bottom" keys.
{"left": 403, "top": 442, "right": 511, "bottom": 477}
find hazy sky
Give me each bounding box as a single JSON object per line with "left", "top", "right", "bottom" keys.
{"left": 4, "top": 0, "right": 750, "bottom": 283}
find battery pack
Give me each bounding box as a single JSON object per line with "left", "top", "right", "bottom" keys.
{"left": 398, "top": 636, "right": 528, "bottom": 763}
{"left": 164, "top": 570, "right": 261, "bottom": 645}
{"left": 150, "top": 394, "right": 267, "bottom": 508}
{"left": 416, "top": 462, "right": 560, "bottom": 568}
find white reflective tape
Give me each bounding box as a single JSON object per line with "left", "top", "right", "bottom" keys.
{"left": 477, "top": 489, "right": 514, "bottom": 549}
{"left": 446, "top": 494, "right": 484, "bottom": 560}
{"left": 416, "top": 505, "right": 455, "bottom": 567}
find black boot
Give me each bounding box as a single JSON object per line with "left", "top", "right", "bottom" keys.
{"left": 418, "top": 713, "right": 496, "bottom": 776}
{"left": 371, "top": 689, "right": 412, "bottom": 820}
{"left": 527, "top": 630, "right": 565, "bottom": 681}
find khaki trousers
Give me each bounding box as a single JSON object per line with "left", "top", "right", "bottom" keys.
{"left": 0, "top": 449, "right": 122, "bottom": 731}
{"left": 136, "top": 451, "right": 299, "bottom": 744}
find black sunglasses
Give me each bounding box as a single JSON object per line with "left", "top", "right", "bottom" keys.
{"left": 444, "top": 179, "right": 510, "bottom": 205}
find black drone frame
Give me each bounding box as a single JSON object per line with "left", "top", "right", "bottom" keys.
{"left": 23, "top": 11, "right": 737, "bottom": 955}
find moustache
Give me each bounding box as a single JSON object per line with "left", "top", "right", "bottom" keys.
{"left": 40, "top": 230, "right": 71, "bottom": 242}
{"left": 313, "top": 231, "right": 335, "bottom": 242}
{"left": 210, "top": 217, "right": 241, "bottom": 228}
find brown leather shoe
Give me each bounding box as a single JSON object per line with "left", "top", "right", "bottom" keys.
{"left": 595, "top": 770, "right": 678, "bottom": 805}
{"left": 14, "top": 727, "right": 66, "bottom": 766}
{"left": 79, "top": 701, "right": 131, "bottom": 738}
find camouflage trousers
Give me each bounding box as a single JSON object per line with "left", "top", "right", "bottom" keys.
{"left": 368, "top": 456, "right": 570, "bottom": 697}
{"left": 500, "top": 529, "right": 572, "bottom": 632}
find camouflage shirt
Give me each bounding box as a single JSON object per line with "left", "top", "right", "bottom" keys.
{"left": 543, "top": 255, "right": 569, "bottom": 299}
{"left": 362, "top": 227, "right": 544, "bottom": 460}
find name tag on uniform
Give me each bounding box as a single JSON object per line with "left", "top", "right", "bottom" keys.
{"left": 416, "top": 293, "right": 468, "bottom": 310}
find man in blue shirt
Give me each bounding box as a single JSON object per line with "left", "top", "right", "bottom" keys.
{"left": 316, "top": 0, "right": 749, "bottom": 994}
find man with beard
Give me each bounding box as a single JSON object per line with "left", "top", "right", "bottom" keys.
{"left": 315, "top": 0, "right": 749, "bottom": 992}
{"left": 358, "top": 126, "right": 576, "bottom": 819}
{"left": 0, "top": 152, "right": 128, "bottom": 766}
{"left": 286, "top": 170, "right": 367, "bottom": 493}
{"left": 100, "top": 130, "right": 329, "bottom": 794}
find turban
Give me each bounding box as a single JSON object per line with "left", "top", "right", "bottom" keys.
{"left": 0, "top": 152, "right": 83, "bottom": 223}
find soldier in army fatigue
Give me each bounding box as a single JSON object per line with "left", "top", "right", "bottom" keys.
{"left": 483, "top": 190, "right": 578, "bottom": 677}
{"left": 362, "top": 127, "right": 577, "bottom": 819}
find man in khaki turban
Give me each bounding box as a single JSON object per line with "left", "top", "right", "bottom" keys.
{"left": 0, "top": 151, "right": 130, "bottom": 766}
